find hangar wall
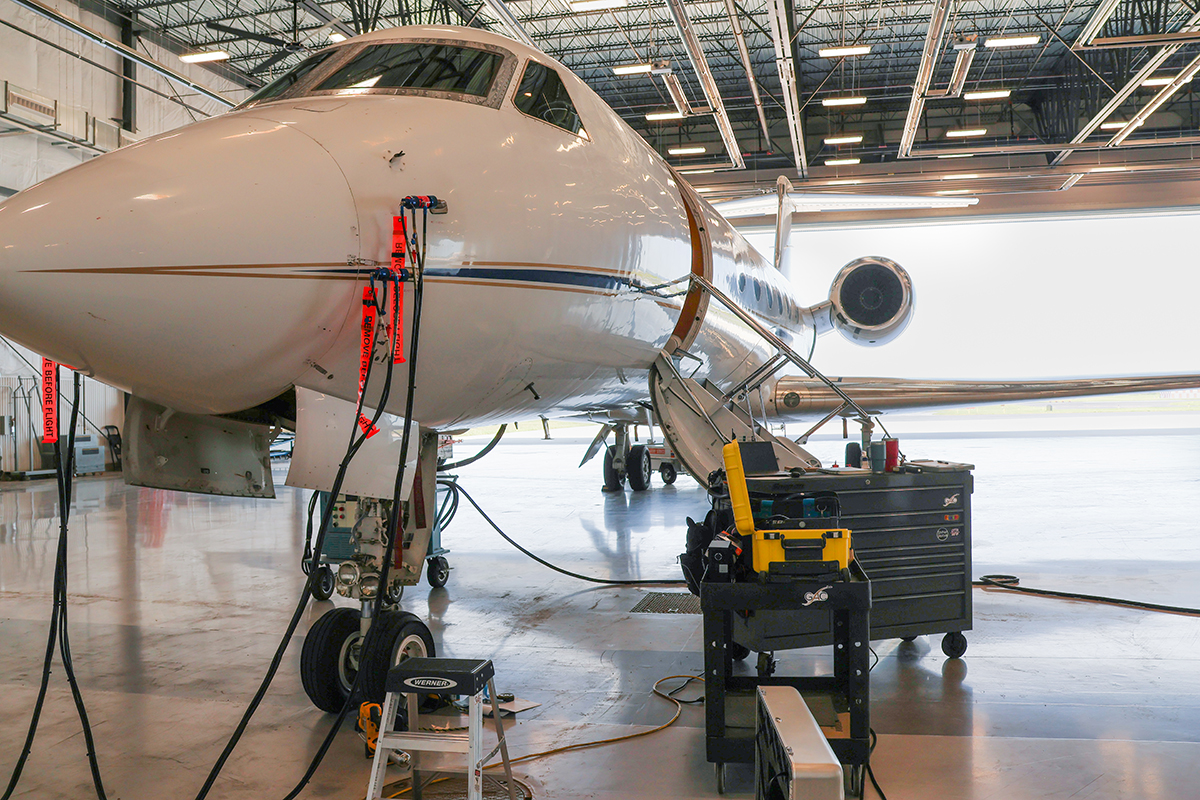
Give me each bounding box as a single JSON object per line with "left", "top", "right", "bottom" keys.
{"left": 0, "top": 0, "right": 252, "bottom": 473}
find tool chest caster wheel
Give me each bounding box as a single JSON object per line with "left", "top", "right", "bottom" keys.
{"left": 941, "top": 631, "right": 968, "bottom": 659}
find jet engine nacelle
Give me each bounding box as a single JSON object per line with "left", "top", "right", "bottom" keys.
{"left": 827, "top": 256, "right": 914, "bottom": 346}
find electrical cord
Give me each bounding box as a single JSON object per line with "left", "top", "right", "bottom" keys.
{"left": 865, "top": 729, "right": 888, "bottom": 800}
{"left": 2, "top": 372, "right": 109, "bottom": 800}
{"left": 277, "top": 202, "right": 430, "bottom": 800}
{"left": 973, "top": 574, "right": 1200, "bottom": 616}
{"left": 452, "top": 482, "right": 687, "bottom": 586}
{"left": 437, "top": 424, "right": 507, "bottom": 472}
{"left": 195, "top": 248, "right": 414, "bottom": 799}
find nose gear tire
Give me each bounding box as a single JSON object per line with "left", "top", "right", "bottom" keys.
{"left": 301, "top": 607, "right": 363, "bottom": 713}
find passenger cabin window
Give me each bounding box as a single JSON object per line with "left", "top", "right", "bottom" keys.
{"left": 240, "top": 50, "right": 337, "bottom": 107}
{"left": 315, "top": 43, "right": 503, "bottom": 97}
{"left": 513, "top": 61, "right": 585, "bottom": 136}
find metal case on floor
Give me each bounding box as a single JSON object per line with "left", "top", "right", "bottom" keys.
{"left": 734, "top": 465, "right": 973, "bottom": 650}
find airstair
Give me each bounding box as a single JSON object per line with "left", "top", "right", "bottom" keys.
{"left": 650, "top": 275, "right": 881, "bottom": 483}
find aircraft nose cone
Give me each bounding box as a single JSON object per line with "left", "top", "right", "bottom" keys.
{"left": 0, "top": 113, "right": 361, "bottom": 413}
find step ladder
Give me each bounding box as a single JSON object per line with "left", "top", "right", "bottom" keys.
{"left": 366, "top": 657, "right": 516, "bottom": 800}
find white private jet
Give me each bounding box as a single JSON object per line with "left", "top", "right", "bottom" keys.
{"left": 3, "top": 24, "right": 1200, "bottom": 711}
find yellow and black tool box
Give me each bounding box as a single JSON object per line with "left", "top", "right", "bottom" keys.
{"left": 722, "top": 441, "right": 851, "bottom": 578}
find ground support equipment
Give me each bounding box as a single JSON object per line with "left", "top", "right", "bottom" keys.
{"left": 737, "top": 464, "right": 973, "bottom": 656}
{"left": 367, "top": 657, "right": 515, "bottom": 800}
{"left": 701, "top": 562, "right": 872, "bottom": 782}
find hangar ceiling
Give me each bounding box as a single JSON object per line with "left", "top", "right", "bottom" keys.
{"left": 17, "top": 0, "right": 1200, "bottom": 200}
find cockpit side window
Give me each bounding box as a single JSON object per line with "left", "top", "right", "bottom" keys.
{"left": 238, "top": 50, "right": 338, "bottom": 108}
{"left": 513, "top": 61, "right": 586, "bottom": 137}
{"left": 315, "top": 43, "right": 502, "bottom": 97}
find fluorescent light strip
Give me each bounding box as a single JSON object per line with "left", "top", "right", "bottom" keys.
{"left": 570, "top": 0, "right": 626, "bottom": 9}
{"left": 1141, "top": 75, "right": 1192, "bottom": 87}
{"left": 822, "top": 96, "right": 867, "bottom": 107}
{"left": 680, "top": 168, "right": 716, "bottom": 174}
{"left": 613, "top": 63, "right": 653, "bottom": 75}
{"left": 825, "top": 158, "right": 860, "bottom": 166}
{"left": 1099, "top": 121, "right": 1127, "bottom": 130}
{"left": 946, "top": 128, "right": 988, "bottom": 138}
{"left": 825, "top": 134, "right": 863, "bottom": 145}
{"left": 984, "top": 35, "right": 1040, "bottom": 48}
{"left": 942, "top": 173, "right": 978, "bottom": 180}
{"left": 1089, "top": 166, "right": 1128, "bottom": 172}
{"left": 819, "top": 45, "right": 872, "bottom": 58}
{"left": 646, "top": 111, "right": 685, "bottom": 121}
{"left": 937, "top": 153, "right": 975, "bottom": 158}
{"left": 935, "top": 189, "right": 972, "bottom": 195}
{"left": 668, "top": 145, "right": 707, "bottom": 155}
{"left": 328, "top": 32, "right": 347, "bottom": 43}
{"left": 963, "top": 89, "right": 1011, "bottom": 101}
{"left": 827, "top": 179, "right": 862, "bottom": 185}
{"left": 180, "top": 50, "right": 229, "bottom": 63}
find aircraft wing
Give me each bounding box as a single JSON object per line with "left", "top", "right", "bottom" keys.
{"left": 773, "top": 374, "right": 1200, "bottom": 416}
{"left": 712, "top": 191, "right": 978, "bottom": 219}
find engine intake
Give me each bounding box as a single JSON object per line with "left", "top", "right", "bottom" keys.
{"left": 828, "top": 256, "right": 914, "bottom": 346}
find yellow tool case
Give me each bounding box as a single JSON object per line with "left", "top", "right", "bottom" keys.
{"left": 722, "top": 441, "right": 852, "bottom": 577}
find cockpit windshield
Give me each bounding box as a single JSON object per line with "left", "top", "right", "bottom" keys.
{"left": 235, "top": 40, "right": 515, "bottom": 110}
{"left": 315, "top": 43, "right": 503, "bottom": 97}
{"left": 240, "top": 50, "right": 337, "bottom": 107}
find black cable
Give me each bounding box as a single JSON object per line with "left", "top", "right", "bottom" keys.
{"left": 434, "top": 478, "right": 461, "bottom": 532}
{"left": 437, "top": 424, "right": 507, "bottom": 471}
{"left": 301, "top": 488, "right": 321, "bottom": 571}
{"left": 453, "top": 483, "right": 687, "bottom": 586}
{"left": 2, "top": 372, "right": 109, "bottom": 800}
{"left": 193, "top": 265, "right": 408, "bottom": 800}
{"left": 973, "top": 574, "right": 1200, "bottom": 616}
{"left": 278, "top": 205, "right": 428, "bottom": 800}
{"left": 863, "top": 729, "right": 887, "bottom": 800}
{"left": 53, "top": 374, "right": 108, "bottom": 799}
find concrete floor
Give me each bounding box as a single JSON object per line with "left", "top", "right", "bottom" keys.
{"left": 2, "top": 420, "right": 1200, "bottom": 799}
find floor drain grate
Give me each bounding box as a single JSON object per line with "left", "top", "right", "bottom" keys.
{"left": 382, "top": 775, "right": 532, "bottom": 799}
{"left": 631, "top": 592, "right": 702, "bottom": 614}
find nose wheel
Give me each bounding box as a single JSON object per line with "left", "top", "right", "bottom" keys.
{"left": 300, "top": 607, "right": 436, "bottom": 712}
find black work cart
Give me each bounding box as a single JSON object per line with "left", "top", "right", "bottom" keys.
{"left": 701, "top": 562, "right": 872, "bottom": 786}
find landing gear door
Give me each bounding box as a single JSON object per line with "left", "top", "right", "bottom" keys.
{"left": 287, "top": 386, "right": 420, "bottom": 501}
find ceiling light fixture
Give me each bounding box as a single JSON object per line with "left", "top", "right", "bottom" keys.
{"left": 668, "top": 145, "right": 707, "bottom": 155}
{"left": 646, "top": 111, "right": 685, "bottom": 121}
{"left": 1099, "top": 121, "right": 1128, "bottom": 130}
{"left": 612, "top": 63, "right": 654, "bottom": 75}
{"left": 819, "top": 44, "right": 872, "bottom": 58}
{"left": 942, "top": 173, "right": 979, "bottom": 180}
{"left": 984, "top": 35, "right": 1040, "bottom": 48}
{"left": 827, "top": 179, "right": 862, "bottom": 185}
{"left": 179, "top": 50, "right": 229, "bottom": 63}
{"left": 935, "top": 189, "right": 972, "bottom": 195}
{"left": 822, "top": 96, "right": 867, "bottom": 107}
{"left": 1089, "top": 165, "right": 1128, "bottom": 172}
{"left": 570, "top": 0, "right": 626, "bottom": 9}
{"left": 946, "top": 128, "right": 988, "bottom": 137}
{"left": 1141, "top": 75, "right": 1192, "bottom": 87}
{"left": 963, "top": 89, "right": 1011, "bottom": 101}
{"left": 937, "top": 153, "right": 975, "bottom": 158}
{"left": 680, "top": 168, "right": 716, "bottom": 174}
{"left": 826, "top": 157, "right": 860, "bottom": 166}
{"left": 825, "top": 134, "right": 863, "bottom": 145}
{"left": 328, "top": 32, "right": 347, "bottom": 43}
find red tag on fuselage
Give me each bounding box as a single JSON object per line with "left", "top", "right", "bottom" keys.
{"left": 357, "top": 289, "right": 380, "bottom": 439}
{"left": 41, "top": 358, "right": 58, "bottom": 444}
{"left": 390, "top": 216, "right": 407, "bottom": 365}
